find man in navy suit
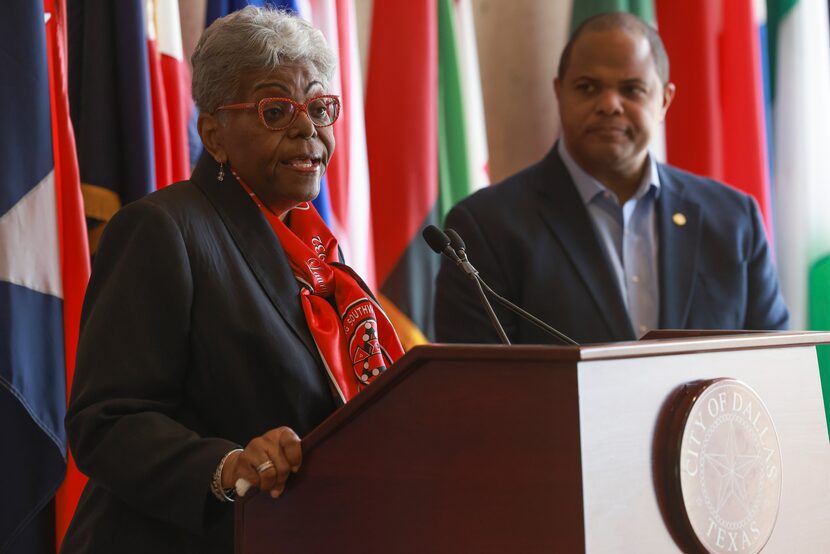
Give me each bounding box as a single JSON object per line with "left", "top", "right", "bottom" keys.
{"left": 434, "top": 12, "right": 789, "bottom": 345}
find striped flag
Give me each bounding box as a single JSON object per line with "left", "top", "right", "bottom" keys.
{"left": 438, "top": 0, "right": 472, "bottom": 220}
{"left": 453, "top": 0, "right": 490, "bottom": 192}
{"left": 307, "top": 0, "right": 376, "bottom": 287}
{"left": 366, "top": 1, "right": 438, "bottom": 346}
{"left": 68, "top": 0, "right": 156, "bottom": 252}
{"left": 146, "top": 0, "right": 192, "bottom": 189}
{"left": 146, "top": 7, "right": 174, "bottom": 191}
{"left": 333, "top": 0, "right": 375, "bottom": 288}
{"left": 767, "top": 0, "right": 830, "bottom": 432}
{"left": 437, "top": 0, "right": 489, "bottom": 222}
{"left": 1, "top": 1, "right": 89, "bottom": 551}
{"left": 656, "top": 0, "right": 773, "bottom": 239}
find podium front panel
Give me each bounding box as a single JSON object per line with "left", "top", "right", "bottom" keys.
{"left": 236, "top": 349, "right": 586, "bottom": 553}
{"left": 578, "top": 344, "right": 830, "bottom": 553}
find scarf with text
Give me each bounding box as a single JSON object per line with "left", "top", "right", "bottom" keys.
{"left": 237, "top": 177, "right": 404, "bottom": 402}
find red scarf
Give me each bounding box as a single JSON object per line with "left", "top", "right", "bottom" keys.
{"left": 237, "top": 176, "right": 404, "bottom": 402}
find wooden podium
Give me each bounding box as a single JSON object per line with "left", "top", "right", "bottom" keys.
{"left": 235, "top": 332, "right": 830, "bottom": 553}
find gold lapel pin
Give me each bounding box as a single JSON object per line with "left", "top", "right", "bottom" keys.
{"left": 673, "top": 212, "right": 687, "bottom": 226}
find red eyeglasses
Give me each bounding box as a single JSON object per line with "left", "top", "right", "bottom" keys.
{"left": 216, "top": 95, "right": 341, "bottom": 131}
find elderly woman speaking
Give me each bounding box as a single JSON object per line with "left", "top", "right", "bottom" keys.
{"left": 60, "top": 7, "right": 402, "bottom": 553}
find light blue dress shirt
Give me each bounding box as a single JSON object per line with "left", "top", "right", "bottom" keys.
{"left": 557, "top": 140, "right": 660, "bottom": 338}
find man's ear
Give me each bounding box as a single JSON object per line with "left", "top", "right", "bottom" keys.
{"left": 554, "top": 77, "right": 562, "bottom": 102}
{"left": 198, "top": 111, "right": 227, "bottom": 163}
{"left": 660, "top": 82, "right": 676, "bottom": 120}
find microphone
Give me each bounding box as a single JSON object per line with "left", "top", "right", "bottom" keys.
{"left": 444, "top": 229, "right": 478, "bottom": 278}
{"left": 423, "top": 225, "right": 511, "bottom": 345}
{"left": 422, "top": 224, "right": 461, "bottom": 263}
{"left": 445, "top": 228, "right": 579, "bottom": 346}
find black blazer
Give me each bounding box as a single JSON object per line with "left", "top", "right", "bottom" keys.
{"left": 435, "top": 145, "right": 789, "bottom": 344}
{"left": 61, "top": 156, "right": 338, "bottom": 553}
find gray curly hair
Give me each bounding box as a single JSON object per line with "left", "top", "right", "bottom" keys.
{"left": 191, "top": 6, "right": 337, "bottom": 113}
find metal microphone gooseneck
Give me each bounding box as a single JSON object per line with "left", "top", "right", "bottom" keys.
{"left": 445, "top": 228, "right": 578, "bottom": 346}
{"left": 422, "top": 225, "right": 511, "bottom": 345}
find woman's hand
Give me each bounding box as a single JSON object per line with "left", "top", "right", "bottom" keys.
{"left": 221, "top": 427, "right": 302, "bottom": 498}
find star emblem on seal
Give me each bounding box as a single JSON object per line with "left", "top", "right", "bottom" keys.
{"left": 703, "top": 419, "right": 762, "bottom": 515}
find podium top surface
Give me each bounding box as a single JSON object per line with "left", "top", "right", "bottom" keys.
{"left": 577, "top": 330, "right": 830, "bottom": 360}
{"left": 430, "top": 330, "right": 830, "bottom": 363}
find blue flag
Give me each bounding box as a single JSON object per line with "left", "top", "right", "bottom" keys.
{"left": 1, "top": 2, "right": 67, "bottom": 551}
{"left": 68, "top": 0, "right": 155, "bottom": 249}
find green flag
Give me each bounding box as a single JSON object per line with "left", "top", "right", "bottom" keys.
{"left": 570, "top": 0, "right": 655, "bottom": 31}
{"left": 810, "top": 258, "right": 830, "bottom": 438}
{"left": 438, "top": 0, "right": 473, "bottom": 222}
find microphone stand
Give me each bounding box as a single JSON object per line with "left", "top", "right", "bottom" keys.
{"left": 445, "top": 228, "right": 579, "bottom": 346}
{"left": 478, "top": 278, "right": 578, "bottom": 346}
{"left": 422, "top": 226, "right": 511, "bottom": 345}
{"left": 469, "top": 269, "right": 511, "bottom": 345}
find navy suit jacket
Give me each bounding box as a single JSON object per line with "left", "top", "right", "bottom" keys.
{"left": 435, "top": 146, "right": 789, "bottom": 344}
{"left": 61, "top": 156, "right": 338, "bottom": 554}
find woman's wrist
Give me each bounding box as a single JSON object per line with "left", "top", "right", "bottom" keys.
{"left": 210, "top": 448, "right": 243, "bottom": 502}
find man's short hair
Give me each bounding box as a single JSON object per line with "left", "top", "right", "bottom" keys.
{"left": 557, "top": 12, "right": 670, "bottom": 84}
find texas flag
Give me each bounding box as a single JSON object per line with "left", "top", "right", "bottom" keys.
{"left": 1, "top": 1, "right": 89, "bottom": 551}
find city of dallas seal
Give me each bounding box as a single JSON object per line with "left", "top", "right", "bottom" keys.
{"left": 677, "top": 379, "right": 782, "bottom": 553}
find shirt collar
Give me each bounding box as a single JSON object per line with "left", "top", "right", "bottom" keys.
{"left": 557, "top": 139, "right": 661, "bottom": 206}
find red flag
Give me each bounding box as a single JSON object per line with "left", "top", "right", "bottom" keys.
{"left": 366, "top": 2, "right": 437, "bottom": 286}
{"left": 44, "top": 0, "right": 91, "bottom": 548}
{"left": 656, "top": 0, "right": 773, "bottom": 238}
{"left": 147, "top": 0, "right": 191, "bottom": 189}
{"left": 147, "top": 33, "right": 173, "bottom": 189}
{"left": 365, "top": 1, "right": 438, "bottom": 345}
{"left": 157, "top": 0, "right": 191, "bottom": 183}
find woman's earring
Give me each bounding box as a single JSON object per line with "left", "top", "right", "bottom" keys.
{"left": 217, "top": 162, "right": 225, "bottom": 182}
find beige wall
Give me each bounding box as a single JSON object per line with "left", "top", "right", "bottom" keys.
{"left": 472, "top": 0, "right": 571, "bottom": 182}
{"left": 179, "top": 0, "right": 206, "bottom": 69}
{"left": 354, "top": 0, "right": 373, "bottom": 87}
